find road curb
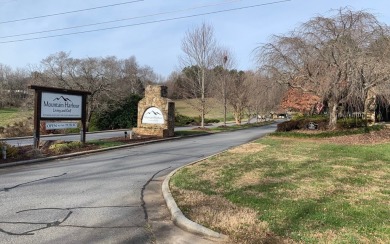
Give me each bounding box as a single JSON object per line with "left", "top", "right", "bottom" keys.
{"left": 0, "top": 129, "right": 130, "bottom": 141}
{"left": 162, "top": 152, "right": 230, "bottom": 241}
{"left": 160, "top": 131, "right": 277, "bottom": 241}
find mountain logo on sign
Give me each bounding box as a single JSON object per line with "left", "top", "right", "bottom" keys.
{"left": 147, "top": 111, "right": 161, "bottom": 115}
{"left": 53, "top": 96, "right": 72, "bottom": 102}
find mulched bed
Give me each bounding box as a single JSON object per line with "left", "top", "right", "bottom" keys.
{"left": 285, "top": 127, "right": 390, "bottom": 145}
{"left": 323, "top": 127, "right": 390, "bottom": 145}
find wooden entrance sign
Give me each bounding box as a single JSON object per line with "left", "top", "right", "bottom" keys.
{"left": 28, "top": 85, "right": 91, "bottom": 148}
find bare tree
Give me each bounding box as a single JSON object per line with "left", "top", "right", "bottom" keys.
{"left": 225, "top": 70, "right": 251, "bottom": 125}
{"left": 179, "top": 22, "right": 219, "bottom": 127}
{"left": 212, "top": 48, "right": 235, "bottom": 126}
{"left": 354, "top": 33, "right": 390, "bottom": 121}
{"left": 33, "top": 52, "right": 149, "bottom": 129}
{"left": 0, "top": 64, "right": 29, "bottom": 108}
{"left": 247, "top": 72, "right": 286, "bottom": 121}
{"left": 0, "top": 64, "right": 12, "bottom": 108}
{"left": 257, "top": 8, "right": 387, "bottom": 129}
{"left": 163, "top": 71, "right": 183, "bottom": 99}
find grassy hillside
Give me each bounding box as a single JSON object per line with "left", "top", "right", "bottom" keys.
{"left": 174, "top": 98, "right": 234, "bottom": 120}
{"left": 0, "top": 108, "right": 33, "bottom": 127}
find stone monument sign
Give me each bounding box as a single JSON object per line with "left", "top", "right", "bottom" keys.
{"left": 133, "top": 85, "right": 175, "bottom": 137}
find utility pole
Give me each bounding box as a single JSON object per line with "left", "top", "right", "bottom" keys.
{"left": 223, "top": 55, "right": 228, "bottom": 127}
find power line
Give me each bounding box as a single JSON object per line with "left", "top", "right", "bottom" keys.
{"left": 0, "top": 0, "right": 144, "bottom": 24}
{"left": 1, "top": 0, "right": 248, "bottom": 39}
{"left": 0, "top": 0, "right": 291, "bottom": 44}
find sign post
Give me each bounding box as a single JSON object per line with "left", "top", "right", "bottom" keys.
{"left": 29, "top": 85, "right": 91, "bottom": 148}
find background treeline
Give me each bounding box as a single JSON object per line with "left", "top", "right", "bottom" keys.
{"left": 0, "top": 52, "right": 161, "bottom": 130}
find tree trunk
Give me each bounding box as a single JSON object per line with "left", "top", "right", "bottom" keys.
{"left": 234, "top": 108, "right": 242, "bottom": 125}
{"left": 364, "top": 89, "right": 376, "bottom": 123}
{"left": 201, "top": 68, "right": 205, "bottom": 128}
{"left": 328, "top": 101, "right": 338, "bottom": 130}
{"left": 235, "top": 116, "right": 241, "bottom": 125}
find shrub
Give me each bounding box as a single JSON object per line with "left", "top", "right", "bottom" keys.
{"left": 276, "top": 120, "right": 301, "bottom": 132}
{"left": 49, "top": 141, "right": 82, "bottom": 154}
{"left": 277, "top": 115, "right": 372, "bottom": 132}
{"left": 175, "top": 113, "right": 220, "bottom": 126}
{"left": 175, "top": 113, "right": 195, "bottom": 126}
{"left": 0, "top": 142, "right": 19, "bottom": 159}
{"left": 90, "top": 94, "right": 141, "bottom": 130}
{"left": 337, "top": 118, "right": 367, "bottom": 129}
{"left": 276, "top": 117, "right": 328, "bottom": 132}
{"left": 205, "top": 118, "right": 220, "bottom": 123}
{"left": 192, "top": 116, "right": 220, "bottom": 125}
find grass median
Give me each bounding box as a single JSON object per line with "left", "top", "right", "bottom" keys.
{"left": 170, "top": 131, "right": 390, "bottom": 243}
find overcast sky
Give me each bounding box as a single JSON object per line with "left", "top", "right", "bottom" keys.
{"left": 1, "top": 0, "right": 390, "bottom": 78}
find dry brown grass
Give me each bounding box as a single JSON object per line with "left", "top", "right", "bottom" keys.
{"left": 171, "top": 186, "right": 287, "bottom": 244}
{"left": 234, "top": 169, "right": 264, "bottom": 188}
{"left": 228, "top": 143, "right": 268, "bottom": 154}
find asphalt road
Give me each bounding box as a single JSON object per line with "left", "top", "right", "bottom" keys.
{"left": 2, "top": 124, "right": 234, "bottom": 147}
{"left": 0, "top": 124, "right": 277, "bottom": 243}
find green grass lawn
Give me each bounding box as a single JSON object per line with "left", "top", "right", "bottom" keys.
{"left": 0, "top": 108, "right": 33, "bottom": 127}
{"left": 171, "top": 136, "right": 390, "bottom": 243}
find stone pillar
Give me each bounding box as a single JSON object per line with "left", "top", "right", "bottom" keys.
{"left": 133, "top": 85, "right": 175, "bottom": 137}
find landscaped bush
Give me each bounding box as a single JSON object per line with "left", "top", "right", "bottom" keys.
{"left": 205, "top": 118, "right": 220, "bottom": 123}
{"left": 276, "top": 120, "right": 301, "bottom": 132}
{"left": 175, "top": 113, "right": 195, "bottom": 126}
{"left": 175, "top": 113, "right": 220, "bottom": 126}
{"left": 90, "top": 94, "right": 141, "bottom": 130}
{"left": 277, "top": 117, "right": 328, "bottom": 132}
{"left": 337, "top": 117, "right": 367, "bottom": 129}
{"left": 193, "top": 117, "right": 220, "bottom": 125}
{"left": 49, "top": 141, "right": 82, "bottom": 154}
{"left": 277, "top": 115, "right": 373, "bottom": 132}
{"left": 0, "top": 142, "right": 19, "bottom": 159}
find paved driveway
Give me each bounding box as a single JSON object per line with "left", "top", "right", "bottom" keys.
{"left": 0, "top": 124, "right": 277, "bottom": 243}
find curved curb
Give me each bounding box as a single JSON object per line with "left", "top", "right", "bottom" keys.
{"left": 161, "top": 129, "right": 277, "bottom": 241}
{"left": 0, "top": 129, "right": 130, "bottom": 141}
{"left": 162, "top": 153, "right": 230, "bottom": 241}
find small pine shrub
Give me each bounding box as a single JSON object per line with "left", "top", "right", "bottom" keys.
{"left": 205, "top": 118, "right": 220, "bottom": 123}
{"left": 175, "top": 114, "right": 220, "bottom": 126}
{"left": 175, "top": 113, "right": 195, "bottom": 126}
